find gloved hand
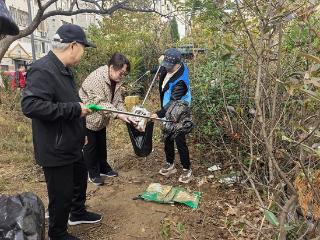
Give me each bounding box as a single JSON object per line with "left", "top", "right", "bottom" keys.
{"left": 158, "top": 55, "right": 164, "bottom": 65}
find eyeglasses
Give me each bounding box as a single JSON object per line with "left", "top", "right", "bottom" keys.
{"left": 118, "top": 70, "right": 128, "bottom": 77}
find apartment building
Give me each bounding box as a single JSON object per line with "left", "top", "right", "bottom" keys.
{"left": 1, "top": 0, "right": 99, "bottom": 71}
{"left": 1, "top": 0, "right": 188, "bottom": 71}
{"left": 155, "top": 0, "right": 190, "bottom": 38}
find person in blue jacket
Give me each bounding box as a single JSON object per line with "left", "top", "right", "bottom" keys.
{"left": 151, "top": 48, "right": 192, "bottom": 183}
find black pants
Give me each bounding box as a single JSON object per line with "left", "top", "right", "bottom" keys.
{"left": 43, "top": 158, "right": 87, "bottom": 239}
{"left": 164, "top": 133, "right": 190, "bottom": 169}
{"left": 83, "top": 127, "right": 112, "bottom": 178}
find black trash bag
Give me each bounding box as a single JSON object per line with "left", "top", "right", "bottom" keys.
{"left": 162, "top": 100, "right": 193, "bottom": 140}
{"left": 0, "top": 192, "right": 45, "bottom": 240}
{"left": 127, "top": 121, "right": 154, "bottom": 157}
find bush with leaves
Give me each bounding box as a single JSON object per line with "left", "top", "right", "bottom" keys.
{"left": 74, "top": 11, "right": 176, "bottom": 97}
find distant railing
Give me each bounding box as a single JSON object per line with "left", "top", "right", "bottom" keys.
{"left": 176, "top": 44, "right": 206, "bottom": 59}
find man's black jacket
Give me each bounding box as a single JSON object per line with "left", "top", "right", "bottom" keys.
{"left": 21, "top": 51, "right": 85, "bottom": 167}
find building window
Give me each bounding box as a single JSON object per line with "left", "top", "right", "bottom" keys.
{"left": 34, "top": 41, "right": 42, "bottom": 55}
{"left": 38, "top": 21, "right": 47, "bottom": 33}
{"left": 41, "top": 42, "right": 46, "bottom": 54}
{"left": 9, "top": 7, "right": 29, "bottom": 27}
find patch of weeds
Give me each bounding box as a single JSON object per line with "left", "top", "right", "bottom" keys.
{"left": 160, "top": 218, "right": 172, "bottom": 239}
{"left": 176, "top": 222, "right": 185, "bottom": 234}
{"left": 160, "top": 218, "right": 186, "bottom": 239}
{"left": 224, "top": 217, "right": 233, "bottom": 228}
{"left": 0, "top": 178, "right": 9, "bottom": 192}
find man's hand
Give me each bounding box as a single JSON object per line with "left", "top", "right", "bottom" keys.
{"left": 117, "top": 113, "right": 131, "bottom": 123}
{"left": 127, "top": 116, "right": 139, "bottom": 127}
{"left": 150, "top": 113, "right": 158, "bottom": 121}
{"left": 79, "top": 102, "right": 91, "bottom": 117}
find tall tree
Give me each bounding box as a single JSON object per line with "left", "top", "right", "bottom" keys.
{"left": 0, "top": 0, "right": 162, "bottom": 62}
{"left": 170, "top": 16, "right": 180, "bottom": 42}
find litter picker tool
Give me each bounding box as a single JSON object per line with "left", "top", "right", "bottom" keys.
{"left": 86, "top": 104, "right": 172, "bottom": 122}
{"left": 141, "top": 66, "right": 161, "bottom": 106}
{"left": 129, "top": 70, "right": 150, "bottom": 87}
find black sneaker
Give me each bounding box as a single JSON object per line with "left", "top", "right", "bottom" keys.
{"left": 88, "top": 176, "right": 104, "bottom": 186}
{"left": 100, "top": 170, "right": 118, "bottom": 177}
{"left": 68, "top": 211, "right": 102, "bottom": 226}
{"left": 49, "top": 233, "right": 80, "bottom": 240}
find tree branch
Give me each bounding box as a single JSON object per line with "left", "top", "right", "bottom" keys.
{"left": 279, "top": 194, "right": 297, "bottom": 240}
{"left": 36, "top": 0, "right": 42, "bottom": 10}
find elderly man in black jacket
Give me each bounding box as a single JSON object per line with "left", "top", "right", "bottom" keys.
{"left": 21, "top": 24, "right": 101, "bottom": 240}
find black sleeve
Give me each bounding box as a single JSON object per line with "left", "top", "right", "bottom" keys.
{"left": 150, "top": 66, "right": 166, "bottom": 75}
{"left": 21, "top": 68, "right": 82, "bottom": 121}
{"left": 156, "top": 80, "right": 188, "bottom": 118}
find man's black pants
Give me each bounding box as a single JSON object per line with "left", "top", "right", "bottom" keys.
{"left": 164, "top": 133, "right": 191, "bottom": 169}
{"left": 43, "top": 159, "right": 87, "bottom": 239}
{"left": 83, "top": 127, "right": 112, "bottom": 178}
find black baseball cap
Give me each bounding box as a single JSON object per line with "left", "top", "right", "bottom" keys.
{"left": 161, "top": 48, "right": 182, "bottom": 69}
{"left": 54, "top": 24, "right": 96, "bottom": 48}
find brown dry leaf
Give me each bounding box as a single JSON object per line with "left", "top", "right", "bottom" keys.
{"left": 226, "top": 203, "right": 239, "bottom": 216}
{"left": 295, "top": 170, "right": 320, "bottom": 220}
{"left": 197, "top": 176, "right": 208, "bottom": 187}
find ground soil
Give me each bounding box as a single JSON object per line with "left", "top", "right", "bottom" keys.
{"left": 0, "top": 113, "right": 269, "bottom": 240}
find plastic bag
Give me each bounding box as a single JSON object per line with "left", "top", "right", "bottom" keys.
{"left": 140, "top": 183, "right": 201, "bottom": 209}
{"left": 127, "top": 121, "right": 154, "bottom": 157}
{"left": 0, "top": 192, "right": 45, "bottom": 240}
{"left": 162, "top": 100, "right": 193, "bottom": 140}
{"left": 128, "top": 106, "right": 150, "bottom": 132}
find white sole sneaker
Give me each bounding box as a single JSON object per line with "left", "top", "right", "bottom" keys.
{"left": 178, "top": 176, "right": 193, "bottom": 183}
{"left": 159, "top": 168, "right": 177, "bottom": 176}
{"left": 178, "top": 170, "right": 193, "bottom": 183}
{"left": 68, "top": 218, "right": 102, "bottom": 226}
{"left": 88, "top": 177, "right": 104, "bottom": 186}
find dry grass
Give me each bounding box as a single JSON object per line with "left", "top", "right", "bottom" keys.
{"left": 0, "top": 111, "right": 33, "bottom": 162}
{"left": 0, "top": 99, "right": 35, "bottom": 193}
{"left": 295, "top": 171, "right": 320, "bottom": 220}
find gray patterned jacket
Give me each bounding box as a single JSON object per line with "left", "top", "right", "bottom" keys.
{"left": 79, "top": 65, "right": 125, "bottom": 131}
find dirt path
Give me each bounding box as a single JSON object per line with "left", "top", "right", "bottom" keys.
{"left": 67, "top": 143, "right": 232, "bottom": 240}
{"left": 0, "top": 116, "right": 266, "bottom": 239}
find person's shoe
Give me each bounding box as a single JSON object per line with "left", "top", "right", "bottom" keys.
{"left": 100, "top": 170, "right": 118, "bottom": 177}
{"left": 178, "top": 169, "right": 193, "bottom": 183}
{"left": 49, "top": 233, "right": 80, "bottom": 240}
{"left": 67, "top": 235, "right": 80, "bottom": 240}
{"left": 159, "top": 162, "right": 177, "bottom": 176}
{"left": 88, "top": 175, "right": 104, "bottom": 186}
{"left": 68, "top": 211, "right": 102, "bottom": 226}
